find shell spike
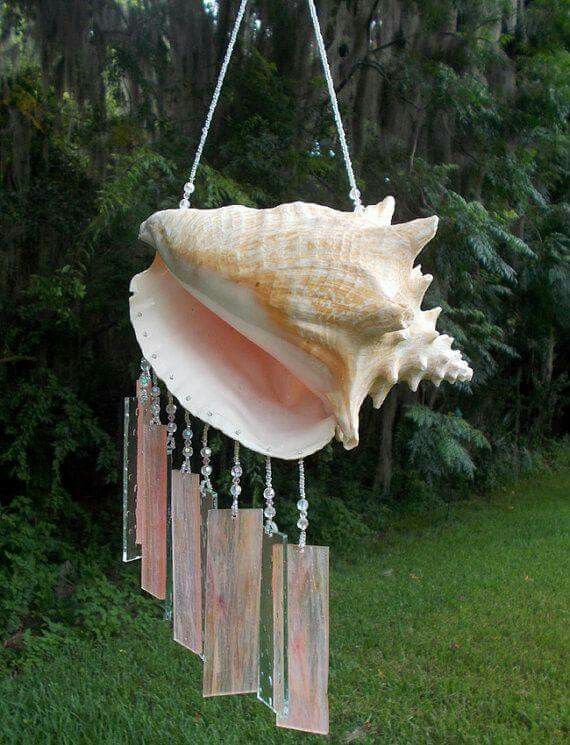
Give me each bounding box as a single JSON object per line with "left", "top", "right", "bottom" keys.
{"left": 370, "top": 381, "right": 391, "bottom": 409}
{"left": 424, "top": 306, "right": 442, "bottom": 327}
{"left": 365, "top": 196, "right": 395, "bottom": 226}
{"left": 408, "top": 372, "right": 423, "bottom": 392}
{"left": 396, "top": 215, "right": 439, "bottom": 260}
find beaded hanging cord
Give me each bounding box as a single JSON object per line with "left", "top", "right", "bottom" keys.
{"left": 179, "top": 0, "right": 362, "bottom": 212}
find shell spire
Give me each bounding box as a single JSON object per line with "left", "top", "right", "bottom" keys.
{"left": 130, "top": 197, "right": 473, "bottom": 459}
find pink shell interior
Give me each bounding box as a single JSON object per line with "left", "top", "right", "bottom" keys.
{"left": 129, "top": 255, "right": 336, "bottom": 459}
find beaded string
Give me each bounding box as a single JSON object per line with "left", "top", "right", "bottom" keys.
{"left": 306, "top": 0, "right": 362, "bottom": 212}
{"left": 150, "top": 370, "right": 161, "bottom": 427}
{"left": 179, "top": 0, "right": 249, "bottom": 208}
{"left": 297, "top": 460, "right": 309, "bottom": 549}
{"left": 138, "top": 358, "right": 151, "bottom": 405}
{"left": 200, "top": 424, "right": 213, "bottom": 494}
{"left": 165, "top": 392, "right": 177, "bottom": 455}
{"left": 263, "top": 456, "right": 277, "bottom": 534}
{"left": 230, "top": 441, "right": 242, "bottom": 518}
{"left": 181, "top": 411, "right": 193, "bottom": 474}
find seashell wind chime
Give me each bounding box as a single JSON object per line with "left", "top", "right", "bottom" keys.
{"left": 122, "top": 0, "right": 473, "bottom": 735}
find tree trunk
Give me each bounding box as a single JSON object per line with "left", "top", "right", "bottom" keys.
{"left": 373, "top": 387, "right": 398, "bottom": 497}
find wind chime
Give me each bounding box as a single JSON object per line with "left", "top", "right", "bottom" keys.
{"left": 122, "top": 0, "right": 473, "bottom": 735}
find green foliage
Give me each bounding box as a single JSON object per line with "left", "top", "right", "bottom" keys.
{"left": 405, "top": 404, "right": 490, "bottom": 483}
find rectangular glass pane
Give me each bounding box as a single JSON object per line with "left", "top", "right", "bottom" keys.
{"left": 200, "top": 486, "right": 217, "bottom": 660}
{"left": 122, "top": 397, "right": 141, "bottom": 562}
{"left": 171, "top": 471, "right": 201, "bottom": 651}
{"left": 276, "top": 545, "right": 329, "bottom": 735}
{"left": 258, "top": 530, "right": 289, "bottom": 715}
{"left": 203, "top": 509, "right": 263, "bottom": 696}
{"left": 163, "top": 454, "right": 173, "bottom": 621}
{"left": 135, "top": 382, "right": 150, "bottom": 546}
{"left": 140, "top": 424, "right": 168, "bottom": 599}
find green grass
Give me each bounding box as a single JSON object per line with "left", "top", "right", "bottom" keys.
{"left": 2, "top": 464, "right": 569, "bottom": 744}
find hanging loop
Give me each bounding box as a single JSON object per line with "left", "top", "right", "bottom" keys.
{"left": 180, "top": 0, "right": 249, "bottom": 208}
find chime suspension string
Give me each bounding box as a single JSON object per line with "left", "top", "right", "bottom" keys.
{"left": 200, "top": 424, "right": 213, "bottom": 493}
{"left": 263, "top": 456, "right": 277, "bottom": 534}
{"left": 138, "top": 358, "right": 151, "bottom": 405}
{"left": 150, "top": 370, "right": 161, "bottom": 427}
{"left": 165, "top": 392, "right": 177, "bottom": 455}
{"left": 230, "top": 441, "right": 242, "bottom": 517}
{"left": 306, "top": 0, "right": 363, "bottom": 213}
{"left": 180, "top": 0, "right": 249, "bottom": 207}
{"left": 297, "top": 459, "right": 309, "bottom": 549}
{"left": 181, "top": 411, "right": 194, "bottom": 474}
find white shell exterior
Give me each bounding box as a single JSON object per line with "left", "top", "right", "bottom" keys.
{"left": 130, "top": 197, "right": 473, "bottom": 459}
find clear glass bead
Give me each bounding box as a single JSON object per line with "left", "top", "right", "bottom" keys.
{"left": 349, "top": 186, "right": 361, "bottom": 201}
{"left": 297, "top": 516, "right": 309, "bottom": 530}
{"left": 165, "top": 403, "right": 176, "bottom": 414}
{"left": 230, "top": 483, "right": 242, "bottom": 497}
{"left": 183, "top": 446, "right": 193, "bottom": 456}
{"left": 263, "top": 486, "right": 275, "bottom": 499}
{"left": 167, "top": 422, "right": 177, "bottom": 433}
{"left": 297, "top": 498, "right": 308, "bottom": 512}
{"left": 183, "top": 428, "right": 193, "bottom": 439}
{"left": 201, "top": 464, "right": 212, "bottom": 476}
{"left": 200, "top": 446, "right": 212, "bottom": 458}
{"left": 140, "top": 359, "right": 150, "bottom": 372}
{"left": 183, "top": 182, "right": 195, "bottom": 195}
{"left": 231, "top": 465, "right": 243, "bottom": 478}
{"left": 151, "top": 385, "right": 160, "bottom": 396}
{"left": 179, "top": 198, "right": 190, "bottom": 209}
{"left": 150, "top": 403, "right": 160, "bottom": 414}
{"left": 264, "top": 505, "right": 276, "bottom": 519}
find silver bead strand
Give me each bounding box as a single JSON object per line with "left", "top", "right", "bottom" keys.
{"left": 138, "top": 358, "right": 151, "bottom": 405}
{"left": 181, "top": 411, "right": 193, "bottom": 474}
{"left": 150, "top": 370, "right": 161, "bottom": 428}
{"left": 230, "top": 441, "right": 242, "bottom": 518}
{"left": 165, "top": 393, "right": 177, "bottom": 455}
{"left": 200, "top": 424, "right": 213, "bottom": 494}
{"left": 263, "top": 456, "right": 277, "bottom": 535}
{"left": 297, "top": 459, "right": 309, "bottom": 549}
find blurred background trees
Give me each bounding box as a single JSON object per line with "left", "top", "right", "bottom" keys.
{"left": 0, "top": 0, "right": 568, "bottom": 648}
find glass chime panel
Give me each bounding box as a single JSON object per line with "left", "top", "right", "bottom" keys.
{"left": 258, "top": 530, "right": 289, "bottom": 715}
{"left": 200, "top": 486, "right": 217, "bottom": 659}
{"left": 163, "top": 455, "right": 174, "bottom": 622}
{"left": 171, "top": 471, "right": 202, "bottom": 653}
{"left": 122, "top": 397, "right": 141, "bottom": 562}
{"left": 141, "top": 424, "right": 168, "bottom": 599}
{"left": 202, "top": 509, "right": 263, "bottom": 696}
{"left": 135, "top": 383, "right": 151, "bottom": 546}
{"left": 277, "top": 545, "right": 329, "bottom": 735}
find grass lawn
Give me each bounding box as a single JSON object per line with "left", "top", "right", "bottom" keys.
{"left": 1, "top": 463, "right": 568, "bottom": 744}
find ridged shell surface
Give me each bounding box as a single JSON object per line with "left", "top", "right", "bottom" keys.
{"left": 130, "top": 198, "right": 473, "bottom": 459}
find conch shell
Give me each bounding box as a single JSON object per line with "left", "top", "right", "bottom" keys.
{"left": 130, "top": 197, "right": 472, "bottom": 459}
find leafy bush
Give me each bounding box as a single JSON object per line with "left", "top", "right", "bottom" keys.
{"left": 404, "top": 404, "right": 490, "bottom": 484}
